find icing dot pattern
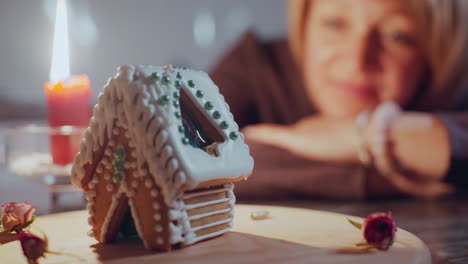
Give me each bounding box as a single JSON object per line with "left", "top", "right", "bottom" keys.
{"left": 149, "top": 66, "right": 241, "bottom": 144}
{"left": 220, "top": 121, "right": 229, "bottom": 130}
{"left": 188, "top": 80, "right": 195, "bottom": 88}
{"left": 175, "top": 80, "right": 182, "bottom": 89}
{"left": 212, "top": 111, "right": 221, "bottom": 120}
{"left": 158, "top": 95, "right": 169, "bottom": 106}
{"left": 204, "top": 102, "right": 213, "bottom": 110}
{"left": 229, "top": 131, "right": 239, "bottom": 140}
{"left": 150, "top": 72, "right": 160, "bottom": 82}
{"left": 162, "top": 75, "right": 171, "bottom": 85}
{"left": 112, "top": 146, "right": 126, "bottom": 183}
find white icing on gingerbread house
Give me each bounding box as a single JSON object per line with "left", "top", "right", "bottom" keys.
{"left": 71, "top": 64, "right": 253, "bottom": 250}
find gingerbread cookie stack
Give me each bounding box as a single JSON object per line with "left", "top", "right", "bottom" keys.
{"left": 71, "top": 64, "right": 254, "bottom": 251}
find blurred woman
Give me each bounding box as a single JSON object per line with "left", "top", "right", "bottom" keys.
{"left": 210, "top": 0, "right": 468, "bottom": 200}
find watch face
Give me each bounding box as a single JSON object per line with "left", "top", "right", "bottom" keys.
{"left": 179, "top": 88, "right": 225, "bottom": 156}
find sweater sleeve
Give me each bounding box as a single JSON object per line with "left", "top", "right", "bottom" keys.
{"left": 438, "top": 111, "right": 468, "bottom": 188}
{"left": 234, "top": 139, "right": 368, "bottom": 201}
{"left": 438, "top": 112, "right": 468, "bottom": 159}
{"left": 209, "top": 33, "right": 260, "bottom": 128}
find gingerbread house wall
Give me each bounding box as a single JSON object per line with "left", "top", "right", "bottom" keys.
{"left": 85, "top": 123, "right": 171, "bottom": 251}
{"left": 168, "top": 183, "right": 235, "bottom": 247}
{"left": 84, "top": 121, "right": 236, "bottom": 251}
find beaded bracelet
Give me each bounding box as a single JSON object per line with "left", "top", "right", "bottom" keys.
{"left": 368, "top": 102, "right": 403, "bottom": 177}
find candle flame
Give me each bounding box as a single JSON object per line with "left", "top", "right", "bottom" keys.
{"left": 49, "top": 0, "right": 70, "bottom": 84}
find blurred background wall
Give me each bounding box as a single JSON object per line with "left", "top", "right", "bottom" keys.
{"left": 0, "top": 0, "right": 286, "bottom": 119}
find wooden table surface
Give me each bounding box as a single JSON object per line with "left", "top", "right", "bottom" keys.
{"left": 0, "top": 205, "right": 430, "bottom": 264}
{"left": 249, "top": 196, "right": 468, "bottom": 264}
{"left": 1, "top": 121, "right": 467, "bottom": 264}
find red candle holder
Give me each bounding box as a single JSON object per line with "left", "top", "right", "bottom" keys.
{"left": 44, "top": 75, "right": 92, "bottom": 165}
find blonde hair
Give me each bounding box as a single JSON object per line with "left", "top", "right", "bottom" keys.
{"left": 287, "top": 0, "right": 468, "bottom": 110}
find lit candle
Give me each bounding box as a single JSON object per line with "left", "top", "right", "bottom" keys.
{"left": 44, "top": 0, "right": 92, "bottom": 165}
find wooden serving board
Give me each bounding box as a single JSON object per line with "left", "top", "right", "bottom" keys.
{"left": 0, "top": 205, "right": 430, "bottom": 264}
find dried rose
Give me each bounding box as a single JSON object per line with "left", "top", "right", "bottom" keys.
{"left": 347, "top": 212, "right": 397, "bottom": 250}
{"left": 19, "top": 231, "right": 85, "bottom": 263}
{"left": 1, "top": 202, "right": 37, "bottom": 232}
{"left": 19, "top": 232, "right": 47, "bottom": 264}
{"left": 362, "top": 212, "right": 396, "bottom": 250}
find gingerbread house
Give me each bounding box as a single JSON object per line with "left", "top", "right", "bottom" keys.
{"left": 71, "top": 64, "right": 254, "bottom": 251}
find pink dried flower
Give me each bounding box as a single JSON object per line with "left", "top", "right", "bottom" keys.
{"left": 362, "top": 212, "right": 397, "bottom": 250}
{"left": 1, "top": 202, "right": 37, "bottom": 231}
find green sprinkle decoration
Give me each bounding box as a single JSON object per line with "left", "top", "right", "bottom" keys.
{"left": 181, "top": 137, "right": 190, "bottom": 145}
{"left": 174, "top": 80, "right": 182, "bottom": 89}
{"left": 173, "top": 100, "right": 180, "bottom": 107}
{"left": 150, "top": 72, "right": 160, "bottom": 82}
{"left": 220, "top": 121, "right": 229, "bottom": 129}
{"left": 229, "top": 131, "right": 239, "bottom": 140}
{"left": 158, "top": 95, "right": 169, "bottom": 105}
{"left": 204, "top": 101, "right": 213, "bottom": 110}
{"left": 112, "top": 172, "right": 123, "bottom": 183}
{"left": 114, "top": 161, "right": 125, "bottom": 171}
{"left": 196, "top": 90, "right": 204, "bottom": 98}
{"left": 188, "top": 80, "right": 195, "bottom": 88}
{"left": 182, "top": 67, "right": 188, "bottom": 70}
{"left": 173, "top": 91, "right": 180, "bottom": 99}
{"left": 178, "top": 125, "right": 185, "bottom": 133}
{"left": 113, "top": 148, "right": 125, "bottom": 160}
{"left": 175, "top": 112, "right": 182, "bottom": 119}
{"left": 176, "top": 72, "right": 182, "bottom": 79}
{"left": 162, "top": 75, "right": 171, "bottom": 85}
{"left": 212, "top": 111, "right": 221, "bottom": 119}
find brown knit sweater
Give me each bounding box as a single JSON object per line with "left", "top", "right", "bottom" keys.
{"left": 210, "top": 32, "right": 468, "bottom": 200}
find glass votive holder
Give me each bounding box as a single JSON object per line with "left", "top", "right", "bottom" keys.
{"left": 0, "top": 124, "right": 87, "bottom": 213}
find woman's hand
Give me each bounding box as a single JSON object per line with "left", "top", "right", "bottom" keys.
{"left": 243, "top": 116, "right": 359, "bottom": 163}
{"left": 364, "top": 111, "right": 453, "bottom": 198}
{"left": 365, "top": 112, "right": 451, "bottom": 180}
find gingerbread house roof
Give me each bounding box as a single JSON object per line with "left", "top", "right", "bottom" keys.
{"left": 71, "top": 65, "right": 253, "bottom": 204}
